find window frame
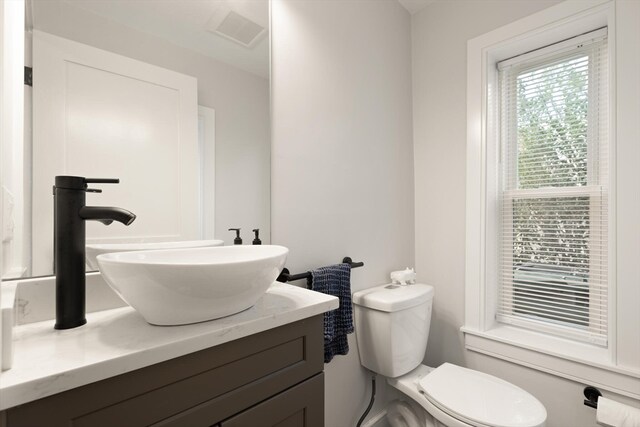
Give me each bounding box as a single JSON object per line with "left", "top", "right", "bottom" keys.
{"left": 464, "top": 0, "right": 640, "bottom": 399}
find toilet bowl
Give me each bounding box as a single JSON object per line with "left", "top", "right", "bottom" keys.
{"left": 387, "top": 400, "right": 424, "bottom": 427}
{"left": 353, "top": 283, "right": 547, "bottom": 427}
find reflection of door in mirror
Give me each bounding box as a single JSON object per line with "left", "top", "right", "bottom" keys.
{"left": 198, "top": 106, "right": 216, "bottom": 240}
{"left": 32, "top": 31, "right": 200, "bottom": 276}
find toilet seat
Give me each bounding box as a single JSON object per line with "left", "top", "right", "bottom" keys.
{"left": 418, "top": 363, "right": 547, "bottom": 427}
{"left": 387, "top": 364, "right": 546, "bottom": 427}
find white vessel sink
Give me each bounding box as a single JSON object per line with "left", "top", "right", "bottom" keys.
{"left": 86, "top": 239, "right": 224, "bottom": 270}
{"left": 96, "top": 245, "right": 289, "bottom": 325}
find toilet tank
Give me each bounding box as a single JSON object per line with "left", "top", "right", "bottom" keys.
{"left": 353, "top": 284, "right": 434, "bottom": 378}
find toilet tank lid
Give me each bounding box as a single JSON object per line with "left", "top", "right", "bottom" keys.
{"left": 419, "top": 363, "right": 547, "bottom": 427}
{"left": 352, "top": 283, "right": 434, "bottom": 312}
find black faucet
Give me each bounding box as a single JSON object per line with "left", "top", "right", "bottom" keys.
{"left": 53, "top": 176, "right": 136, "bottom": 330}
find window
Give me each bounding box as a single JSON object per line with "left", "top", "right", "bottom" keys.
{"left": 496, "top": 29, "right": 609, "bottom": 346}
{"left": 465, "top": 0, "right": 640, "bottom": 398}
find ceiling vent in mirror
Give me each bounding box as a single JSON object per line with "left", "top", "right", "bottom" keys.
{"left": 207, "top": 6, "right": 266, "bottom": 48}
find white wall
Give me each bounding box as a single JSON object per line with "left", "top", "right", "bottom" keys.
{"left": 413, "top": 0, "right": 561, "bottom": 369}
{"left": 30, "top": 1, "right": 270, "bottom": 246}
{"left": 412, "top": 1, "right": 640, "bottom": 426}
{"left": 271, "top": 0, "right": 414, "bottom": 425}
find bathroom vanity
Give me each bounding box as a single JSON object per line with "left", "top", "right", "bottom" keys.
{"left": 0, "top": 282, "right": 337, "bottom": 427}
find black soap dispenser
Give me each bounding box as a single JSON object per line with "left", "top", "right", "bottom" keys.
{"left": 228, "top": 228, "right": 242, "bottom": 245}
{"left": 252, "top": 229, "right": 262, "bottom": 245}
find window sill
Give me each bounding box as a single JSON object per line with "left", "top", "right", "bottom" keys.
{"left": 461, "top": 325, "right": 640, "bottom": 399}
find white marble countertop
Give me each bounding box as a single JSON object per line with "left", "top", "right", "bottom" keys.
{"left": 0, "top": 283, "right": 338, "bottom": 410}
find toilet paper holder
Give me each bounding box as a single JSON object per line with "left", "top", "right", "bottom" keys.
{"left": 584, "top": 386, "right": 602, "bottom": 409}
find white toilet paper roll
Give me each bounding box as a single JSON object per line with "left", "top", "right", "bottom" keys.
{"left": 597, "top": 397, "right": 640, "bottom": 427}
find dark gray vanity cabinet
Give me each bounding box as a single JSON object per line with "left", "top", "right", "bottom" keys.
{"left": 1, "top": 315, "right": 325, "bottom": 427}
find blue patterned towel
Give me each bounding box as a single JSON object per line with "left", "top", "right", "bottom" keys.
{"left": 310, "top": 263, "right": 353, "bottom": 363}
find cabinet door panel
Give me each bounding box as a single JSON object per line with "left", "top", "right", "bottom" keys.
{"left": 221, "top": 373, "right": 324, "bottom": 427}
{"left": 273, "top": 411, "right": 304, "bottom": 427}
{"left": 74, "top": 338, "right": 303, "bottom": 427}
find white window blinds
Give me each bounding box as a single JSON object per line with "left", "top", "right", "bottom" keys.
{"left": 497, "top": 28, "right": 609, "bottom": 346}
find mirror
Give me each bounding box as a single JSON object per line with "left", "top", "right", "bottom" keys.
{"left": 5, "top": 0, "right": 270, "bottom": 279}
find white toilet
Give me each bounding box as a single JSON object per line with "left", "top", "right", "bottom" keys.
{"left": 353, "top": 283, "right": 547, "bottom": 427}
